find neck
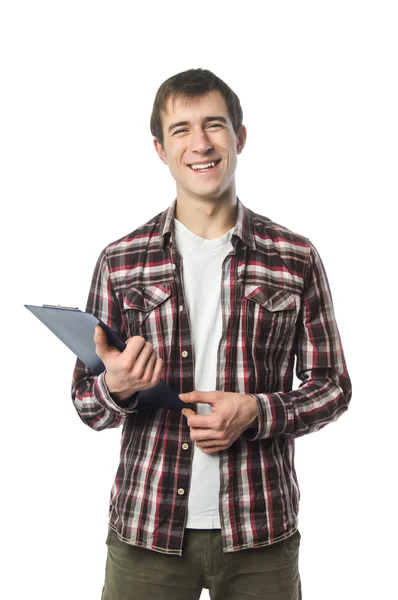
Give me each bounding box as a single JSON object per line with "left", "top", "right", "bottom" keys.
{"left": 174, "top": 187, "right": 238, "bottom": 240}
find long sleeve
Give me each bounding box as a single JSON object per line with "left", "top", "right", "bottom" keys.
{"left": 248, "top": 241, "right": 352, "bottom": 440}
{"left": 71, "top": 249, "right": 139, "bottom": 431}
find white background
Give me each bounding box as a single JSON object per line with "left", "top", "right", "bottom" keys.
{"left": 1, "top": 1, "right": 397, "bottom": 599}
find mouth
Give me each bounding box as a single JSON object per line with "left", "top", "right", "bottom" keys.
{"left": 187, "top": 159, "right": 222, "bottom": 173}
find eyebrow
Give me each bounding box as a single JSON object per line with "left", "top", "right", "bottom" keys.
{"left": 168, "top": 116, "right": 228, "bottom": 134}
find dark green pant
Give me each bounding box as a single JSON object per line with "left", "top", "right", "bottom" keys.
{"left": 101, "top": 526, "right": 302, "bottom": 599}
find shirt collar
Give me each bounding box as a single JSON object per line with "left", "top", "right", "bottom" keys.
{"left": 158, "top": 197, "right": 256, "bottom": 251}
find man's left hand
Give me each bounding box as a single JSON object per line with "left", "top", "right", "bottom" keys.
{"left": 179, "top": 391, "right": 258, "bottom": 454}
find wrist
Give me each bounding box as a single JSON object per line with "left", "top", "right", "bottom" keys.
{"left": 247, "top": 394, "right": 259, "bottom": 427}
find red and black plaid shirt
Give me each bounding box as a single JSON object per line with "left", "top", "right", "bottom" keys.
{"left": 71, "top": 198, "right": 351, "bottom": 555}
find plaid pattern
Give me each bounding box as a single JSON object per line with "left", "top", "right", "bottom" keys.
{"left": 71, "top": 198, "right": 351, "bottom": 555}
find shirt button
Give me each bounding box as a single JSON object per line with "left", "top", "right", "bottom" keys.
{"left": 172, "top": 264, "right": 176, "bottom": 270}
{"left": 178, "top": 488, "right": 185, "bottom": 495}
{"left": 179, "top": 305, "right": 184, "bottom": 312}
{"left": 182, "top": 351, "right": 188, "bottom": 358}
{"left": 182, "top": 443, "right": 189, "bottom": 450}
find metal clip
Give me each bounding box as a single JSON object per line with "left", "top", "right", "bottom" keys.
{"left": 42, "top": 304, "right": 79, "bottom": 311}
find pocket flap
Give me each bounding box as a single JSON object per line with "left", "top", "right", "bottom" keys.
{"left": 244, "top": 285, "right": 297, "bottom": 312}
{"left": 123, "top": 283, "right": 171, "bottom": 312}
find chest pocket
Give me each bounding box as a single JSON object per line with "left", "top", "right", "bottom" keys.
{"left": 122, "top": 283, "right": 173, "bottom": 347}
{"left": 244, "top": 285, "right": 300, "bottom": 349}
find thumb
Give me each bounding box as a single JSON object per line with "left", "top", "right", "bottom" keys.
{"left": 94, "top": 326, "right": 121, "bottom": 360}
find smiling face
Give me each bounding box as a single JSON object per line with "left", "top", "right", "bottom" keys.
{"left": 153, "top": 90, "right": 246, "bottom": 203}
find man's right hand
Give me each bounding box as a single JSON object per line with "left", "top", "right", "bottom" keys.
{"left": 94, "top": 326, "right": 164, "bottom": 402}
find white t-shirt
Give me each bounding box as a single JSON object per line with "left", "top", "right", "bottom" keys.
{"left": 173, "top": 217, "right": 235, "bottom": 529}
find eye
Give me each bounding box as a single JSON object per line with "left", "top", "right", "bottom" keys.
{"left": 173, "top": 128, "right": 188, "bottom": 135}
{"left": 208, "top": 123, "right": 222, "bottom": 129}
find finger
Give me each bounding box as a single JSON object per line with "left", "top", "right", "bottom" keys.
{"left": 94, "top": 326, "right": 121, "bottom": 359}
{"left": 123, "top": 336, "right": 149, "bottom": 361}
{"left": 130, "top": 347, "right": 163, "bottom": 390}
{"left": 93, "top": 325, "right": 107, "bottom": 347}
{"left": 125, "top": 339, "right": 154, "bottom": 375}
{"left": 191, "top": 430, "right": 222, "bottom": 444}
{"left": 140, "top": 352, "right": 163, "bottom": 388}
{"left": 197, "top": 444, "right": 226, "bottom": 454}
{"left": 181, "top": 408, "right": 196, "bottom": 418}
{"left": 197, "top": 437, "right": 226, "bottom": 447}
{"left": 183, "top": 413, "right": 216, "bottom": 429}
{"left": 179, "top": 391, "right": 218, "bottom": 404}
{"left": 139, "top": 350, "right": 157, "bottom": 384}
{"left": 149, "top": 357, "right": 163, "bottom": 387}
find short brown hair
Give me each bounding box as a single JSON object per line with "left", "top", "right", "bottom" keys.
{"left": 150, "top": 68, "right": 243, "bottom": 147}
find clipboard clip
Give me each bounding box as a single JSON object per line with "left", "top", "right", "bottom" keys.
{"left": 42, "top": 304, "right": 79, "bottom": 311}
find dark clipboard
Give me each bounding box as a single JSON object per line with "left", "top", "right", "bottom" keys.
{"left": 24, "top": 304, "right": 190, "bottom": 412}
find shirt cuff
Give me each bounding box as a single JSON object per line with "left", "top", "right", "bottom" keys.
{"left": 246, "top": 393, "right": 291, "bottom": 440}
{"left": 93, "top": 371, "right": 140, "bottom": 415}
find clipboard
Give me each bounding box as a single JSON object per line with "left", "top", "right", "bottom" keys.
{"left": 24, "top": 304, "right": 190, "bottom": 412}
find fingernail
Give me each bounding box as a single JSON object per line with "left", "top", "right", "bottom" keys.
{"left": 179, "top": 393, "right": 188, "bottom": 399}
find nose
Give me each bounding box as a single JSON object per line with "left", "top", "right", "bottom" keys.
{"left": 190, "top": 127, "right": 213, "bottom": 155}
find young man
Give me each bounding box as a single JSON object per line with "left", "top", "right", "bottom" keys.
{"left": 71, "top": 68, "right": 352, "bottom": 600}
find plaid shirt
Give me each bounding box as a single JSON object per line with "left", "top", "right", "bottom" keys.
{"left": 71, "top": 197, "right": 351, "bottom": 555}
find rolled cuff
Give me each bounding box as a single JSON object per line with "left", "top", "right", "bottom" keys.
{"left": 246, "top": 393, "right": 292, "bottom": 440}
{"left": 93, "top": 371, "right": 140, "bottom": 415}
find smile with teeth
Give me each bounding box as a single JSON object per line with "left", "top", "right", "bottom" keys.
{"left": 188, "top": 159, "right": 221, "bottom": 171}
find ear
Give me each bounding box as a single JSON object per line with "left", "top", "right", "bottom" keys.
{"left": 236, "top": 125, "right": 247, "bottom": 154}
{"left": 153, "top": 138, "right": 168, "bottom": 165}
